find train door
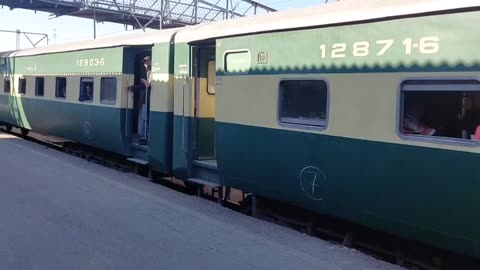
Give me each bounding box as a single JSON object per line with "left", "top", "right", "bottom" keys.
{"left": 192, "top": 45, "right": 216, "bottom": 161}
{"left": 124, "top": 47, "right": 152, "bottom": 163}
{"left": 186, "top": 43, "right": 221, "bottom": 186}
{"left": 131, "top": 50, "right": 151, "bottom": 145}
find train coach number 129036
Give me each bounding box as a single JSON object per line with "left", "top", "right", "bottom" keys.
{"left": 76, "top": 58, "right": 105, "bottom": 67}
{"left": 319, "top": 36, "right": 440, "bottom": 59}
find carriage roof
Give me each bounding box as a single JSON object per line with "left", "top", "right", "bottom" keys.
{"left": 9, "top": 0, "right": 480, "bottom": 57}
{"left": 13, "top": 28, "right": 181, "bottom": 57}
{"left": 175, "top": 0, "right": 480, "bottom": 43}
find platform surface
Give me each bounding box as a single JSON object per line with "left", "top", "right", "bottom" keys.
{"left": 0, "top": 132, "right": 404, "bottom": 270}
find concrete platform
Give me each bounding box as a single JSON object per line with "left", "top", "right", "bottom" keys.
{"left": 0, "top": 132, "right": 404, "bottom": 270}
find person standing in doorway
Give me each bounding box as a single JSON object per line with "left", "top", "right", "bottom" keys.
{"left": 139, "top": 56, "right": 152, "bottom": 145}
{"left": 131, "top": 56, "right": 152, "bottom": 145}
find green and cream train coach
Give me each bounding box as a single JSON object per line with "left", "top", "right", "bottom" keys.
{"left": 0, "top": 30, "right": 178, "bottom": 174}
{"left": 1, "top": 0, "right": 480, "bottom": 261}
{"left": 174, "top": 0, "right": 480, "bottom": 259}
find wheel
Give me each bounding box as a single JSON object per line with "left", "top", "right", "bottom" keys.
{"left": 5, "top": 124, "right": 12, "bottom": 132}
{"left": 21, "top": 128, "right": 29, "bottom": 136}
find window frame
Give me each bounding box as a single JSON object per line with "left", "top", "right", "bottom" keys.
{"left": 397, "top": 77, "right": 480, "bottom": 146}
{"left": 79, "top": 77, "right": 94, "bottom": 103}
{"left": 3, "top": 76, "right": 10, "bottom": 93}
{"left": 206, "top": 60, "right": 216, "bottom": 95}
{"left": 18, "top": 77, "right": 26, "bottom": 95}
{"left": 100, "top": 77, "right": 117, "bottom": 105}
{"left": 35, "top": 77, "right": 45, "bottom": 97}
{"left": 55, "top": 77, "right": 67, "bottom": 99}
{"left": 223, "top": 49, "right": 251, "bottom": 74}
{"left": 277, "top": 78, "right": 330, "bottom": 131}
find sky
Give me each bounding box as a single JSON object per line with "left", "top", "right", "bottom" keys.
{"left": 0, "top": 0, "right": 325, "bottom": 52}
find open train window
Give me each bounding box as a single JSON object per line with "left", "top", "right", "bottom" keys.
{"left": 207, "top": 60, "right": 216, "bottom": 95}
{"left": 79, "top": 77, "right": 94, "bottom": 102}
{"left": 100, "top": 77, "right": 116, "bottom": 105}
{"left": 18, "top": 78, "right": 26, "bottom": 95}
{"left": 55, "top": 77, "right": 66, "bottom": 98}
{"left": 400, "top": 79, "right": 480, "bottom": 142}
{"left": 279, "top": 80, "right": 328, "bottom": 128}
{"left": 35, "top": 77, "right": 44, "bottom": 96}
{"left": 3, "top": 77, "right": 10, "bottom": 93}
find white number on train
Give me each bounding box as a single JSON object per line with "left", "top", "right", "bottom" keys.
{"left": 76, "top": 58, "right": 105, "bottom": 67}
{"left": 320, "top": 36, "right": 439, "bottom": 59}
{"left": 376, "top": 39, "right": 393, "bottom": 56}
{"left": 352, "top": 41, "right": 369, "bottom": 57}
{"left": 331, "top": 43, "right": 347, "bottom": 58}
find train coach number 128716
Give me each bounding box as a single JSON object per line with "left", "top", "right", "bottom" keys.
{"left": 319, "top": 36, "right": 440, "bottom": 59}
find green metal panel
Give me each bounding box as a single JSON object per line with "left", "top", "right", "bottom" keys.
{"left": 196, "top": 117, "right": 215, "bottom": 158}
{"left": 146, "top": 42, "right": 176, "bottom": 174}
{"left": 172, "top": 42, "right": 192, "bottom": 179}
{"left": 174, "top": 43, "right": 190, "bottom": 77}
{"left": 152, "top": 42, "right": 175, "bottom": 75}
{"left": 216, "top": 121, "right": 480, "bottom": 258}
{"left": 173, "top": 114, "right": 194, "bottom": 179}
{"left": 0, "top": 95, "right": 129, "bottom": 154}
{"left": 15, "top": 47, "right": 124, "bottom": 75}
{"left": 217, "top": 11, "right": 480, "bottom": 74}
{"left": 148, "top": 111, "right": 174, "bottom": 174}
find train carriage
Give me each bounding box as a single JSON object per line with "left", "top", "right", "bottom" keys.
{"left": 1, "top": 0, "right": 480, "bottom": 262}
{"left": 172, "top": 0, "right": 480, "bottom": 259}
{"left": 0, "top": 51, "right": 13, "bottom": 123}
{"left": 0, "top": 30, "right": 178, "bottom": 174}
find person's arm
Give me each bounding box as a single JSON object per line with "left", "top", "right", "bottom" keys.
{"left": 140, "top": 78, "right": 151, "bottom": 88}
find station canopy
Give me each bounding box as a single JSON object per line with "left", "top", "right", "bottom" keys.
{"left": 0, "top": 0, "right": 276, "bottom": 30}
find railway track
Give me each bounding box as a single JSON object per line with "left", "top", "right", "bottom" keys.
{"left": 2, "top": 126, "right": 478, "bottom": 270}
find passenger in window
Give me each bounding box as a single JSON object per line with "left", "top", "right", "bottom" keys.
{"left": 79, "top": 84, "right": 93, "bottom": 102}
{"left": 403, "top": 103, "right": 437, "bottom": 136}
{"left": 457, "top": 95, "right": 480, "bottom": 139}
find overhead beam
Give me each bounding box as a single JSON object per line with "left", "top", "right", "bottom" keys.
{"left": 0, "top": 0, "right": 276, "bottom": 30}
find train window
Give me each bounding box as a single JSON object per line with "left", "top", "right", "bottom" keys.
{"left": 3, "top": 77, "right": 10, "bottom": 93}
{"left": 224, "top": 51, "right": 250, "bottom": 73}
{"left": 18, "top": 78, "right": 26, "bottom": 95}
{"left": 35, "top": 77, "right": 44, "bottom": 96}
{"left": 279, "top": 80, "right": 328, "bottom": 128}
{"left": 79, "top": 77, "right": 94, "bottom": 102}
{"left": 400, "top": 80, "right": 480, "bottom": 142}
{"left": 100, "top": 77, "right": 117, "bottom": 105}
{"left": 55, "top": 77, "right": 66, "bottom": 98}
{"left": 207, "top": 60, "right": 215, "bottom": 95}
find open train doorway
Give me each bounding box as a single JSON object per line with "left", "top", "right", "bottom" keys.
{"left": 130, "top": 49, "right": 152, "bottom": 147}
{"left": 192, "top": 44, "right": 216, "bottom": 164}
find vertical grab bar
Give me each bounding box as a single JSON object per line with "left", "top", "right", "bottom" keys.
{"left": 181, "top": 79, "right": 187, "bottom": 154}
{"left": 125, "top": 80, "right": 130, "bottom": 137}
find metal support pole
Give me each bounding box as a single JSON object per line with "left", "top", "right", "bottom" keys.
{"left": 16, "top": 29, "right": 20, "bottom": 50}
{"left": 225, "top": 0, "right": 228, "bottom": 19}
{"left": 93, "top": 8, "right": 97, "bottom": 39}
{"left": 160, "top": 0, "right": 164, "bottom": 29}
{"left": 194, "top": 0, "right": 198, "bottom": 23}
